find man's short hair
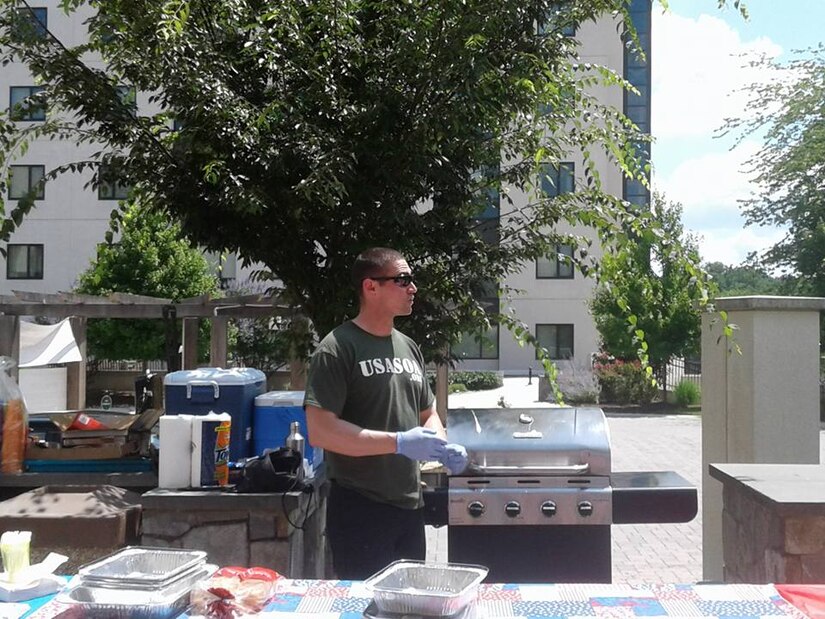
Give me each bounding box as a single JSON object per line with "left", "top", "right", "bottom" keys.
{"left": 352, "top": 247, "right": 405, "bottom": 294}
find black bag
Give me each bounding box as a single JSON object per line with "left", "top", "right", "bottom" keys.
{"left": 235, "top": 447, "right": 308, "bottom": 493}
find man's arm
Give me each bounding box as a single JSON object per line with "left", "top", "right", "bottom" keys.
{"left": 305, "top": 404, "right": 398, "bottom": 457}
{"left": 421, "top": 406, "right": 446, "bottom": 440}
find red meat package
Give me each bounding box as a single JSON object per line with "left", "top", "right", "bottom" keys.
{"left": 190, "top": 566, "right": 282, "bottom": 618}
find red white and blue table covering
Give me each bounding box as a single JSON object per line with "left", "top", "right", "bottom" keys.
{"left": 17, "top": 579, "right": 811, "bottom": 618}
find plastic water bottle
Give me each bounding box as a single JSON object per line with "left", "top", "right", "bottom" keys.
{"left": 285, "top": 421, "right": 305, "bottom": 458}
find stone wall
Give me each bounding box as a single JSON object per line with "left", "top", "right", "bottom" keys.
{"left": 140, "top": 488, "right": 329, "bottom": 578}
{"left": 721, "top": 480, "right": 825, "bottom": 583}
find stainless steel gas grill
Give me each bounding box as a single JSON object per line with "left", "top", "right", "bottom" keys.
{"left": 423, "top": 407, "right": 697, "bottom": 584}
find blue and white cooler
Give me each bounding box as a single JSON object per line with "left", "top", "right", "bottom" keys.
{"left": 164, "top": 367, "right": 266, "bottom": 461}
{"left": 253, "top": 390, "right": 322, "bottom": 467}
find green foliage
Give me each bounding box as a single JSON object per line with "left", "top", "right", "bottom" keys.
{"left": 702, "top": 261, "right": 789, "bottom": 296}
{"left": 590, "top": 194, "right": 704, "bottom": 391}
{"left": 74, "top": 202, "right": 220, "bottom": 366}
{"left": 448, "top": 383, "right": 467, "bottom": 394}
{"left": 450, "top": 371, "right": 503, "bottom": 391}
{"left": 427, "top": 370, "right": 502, "bottom": 393}
{"left": 0, "top": 0, "right": 714, "bottom": 370}
{"left": 226, "top": 281, "right": 293, "bottom": 373}
{"left": 674, "top": 379, "right": 701, "bottom": 407}
{"left": 593, "top": 356, "right": 658, "bottom": 405}
{"left": 720, "top": 45, "right": 825, "bottom": 300}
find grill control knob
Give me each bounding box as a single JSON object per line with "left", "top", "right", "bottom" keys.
{"left": 540, "top": 500, "right": 557, "bottom": 518}
{"left": 577, "top": 501, "right": 594, "bottom": 517}
{"left": 504, "top": 501, "right": 521, "bottom": 518}
{"left": 467, "top": 501, "right": 485, "bottom": 518}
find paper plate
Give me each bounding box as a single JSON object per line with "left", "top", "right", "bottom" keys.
{"left": 0, "top": 574, "right": 64, "bottom": 603}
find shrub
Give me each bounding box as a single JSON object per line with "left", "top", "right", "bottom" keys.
{"left": 451, "top": 371, "right": 502, "bottom": 391}
{"left": 449, "top": 383, "right": 467, "bottom": 394}
{"left": 427, "top": 370, "right": 503, "bottom": 392}
{"left": 674, "top": 380, "right": 701, "bottom": 406}
{"left": 594, "top": 358, "right": 657, "bottom": 405}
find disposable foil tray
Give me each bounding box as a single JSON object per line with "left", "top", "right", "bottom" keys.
{"left": 77, "top": 547, "right": 207, "bottom": 588}
{"left": 57, "top": 563, "right": 216, "bottom": 619}
{"left": 364, "top": 560, "right": 488, "bottom": 616}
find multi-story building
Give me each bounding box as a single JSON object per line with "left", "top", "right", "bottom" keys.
{"left": 1, "top": 1, "right": 650, "bottom": 375}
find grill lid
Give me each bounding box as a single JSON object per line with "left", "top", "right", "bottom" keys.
{"left": 446, "top": 407, "right": 611, "bottom": 476}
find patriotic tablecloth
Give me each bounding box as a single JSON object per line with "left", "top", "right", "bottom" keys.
{"left": 16, "top": 579, "right": 812, "bottom": 619}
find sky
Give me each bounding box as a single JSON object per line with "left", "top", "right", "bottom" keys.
{"left": 651, "top": 0, "right": 825, "bottom": 266}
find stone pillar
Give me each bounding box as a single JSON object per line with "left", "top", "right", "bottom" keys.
{"left": 702, "top": 296, "right": 825, "bottom": 582}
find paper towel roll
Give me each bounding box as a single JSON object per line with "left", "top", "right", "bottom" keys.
{"left": 191, "top": 412, "right": 232, "bottom": 488}
{"left": 159, "top": 415, "right": 193, "bottom": 488}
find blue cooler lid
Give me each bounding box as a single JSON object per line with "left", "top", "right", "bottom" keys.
{"left": 255, "top": 390, "right": 306, "bottom": 407}
{"left": 164, "top": 367, "right": 266, "bottom": 385}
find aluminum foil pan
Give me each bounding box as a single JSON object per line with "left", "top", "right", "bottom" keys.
{"left": 77, "top": 547, "right": 207, "bottom": 588}
{"left": 57, "top": 563, "right": 216, "bottom": 619}
{"left": 364, "top": 560, "right": 488, "bottom": 616}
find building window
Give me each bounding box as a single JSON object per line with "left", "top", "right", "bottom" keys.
{"left": 116, "top": 85, "right": 137, "bottom": 116}
{"left": 10, "top": 86, "right": 46, "bottom": 121}
{"left": 452, "top": 292, "right": 500, "bottom": 360}
{"left": 623, "top": 0, "right": 651, "bottom": 209}
{"left": 537, "top": 3, "right": 577, "bottom": 37}
{"left": 8, "top": 165, "right": 45, "bottom": 200}
{"left": 205, "top": 251, "right": 238, "bottom": 288}
{"left": 536, "top": 244, "right": 574, "bottom": 279}
{"left": 6, "top": 244, "right": 44, "bottom": 280}
{"left": 97, "top": 165, "right": 131, "bottom": 200}
{"left": 453, "top": 324, "right": 500, "bottom": 360}
{"left": 11, "top": 7, "right": 47, "bottom": 40}
{"left": 541, "top": 162, "right": 575, "bottom": 197}
{"left": 535, "top": 324, "right": 574, "bottom": 360}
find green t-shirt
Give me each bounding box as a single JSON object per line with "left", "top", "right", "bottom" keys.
{"left": 304, "top": 321, "right": 434, "bottom": 509}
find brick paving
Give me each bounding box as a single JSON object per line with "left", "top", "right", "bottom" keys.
{"left": 426, "top": 377, "right": 825, "bottom": 584}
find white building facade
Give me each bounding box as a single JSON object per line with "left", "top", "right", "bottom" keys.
{"left": 1, "top": 2, "right": 650, "bottom": 375}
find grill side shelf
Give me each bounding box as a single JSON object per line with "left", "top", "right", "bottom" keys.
{"left": 611, "top": 471, "right": 698, "bottom": 524}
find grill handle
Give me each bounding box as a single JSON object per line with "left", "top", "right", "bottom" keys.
{"left": 472, "top": 463, "right": 590, "bottom": 474}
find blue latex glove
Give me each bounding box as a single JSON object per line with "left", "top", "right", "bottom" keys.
{"left": 396, "top": 427, "right": 448, "bottom": 461}
{"left": 442, "top": 443, "right": 469, "bottom": 475}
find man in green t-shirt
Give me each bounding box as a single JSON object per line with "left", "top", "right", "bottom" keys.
{"left": 304, "top": 247, "right": 468, "bottom": 579}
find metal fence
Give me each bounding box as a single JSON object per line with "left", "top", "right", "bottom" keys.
{"left": 87, "top": 359, "right": 168, "bottom": 372}
{"left": 661, "top": 356, "right": 701, "bottom": 392}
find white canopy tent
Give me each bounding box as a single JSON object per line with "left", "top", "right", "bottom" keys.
{"left": 19, "top": 319, "right": 82, "bottom": 368}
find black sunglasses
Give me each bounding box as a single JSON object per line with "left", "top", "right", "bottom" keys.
{"left": 369, "top": 273, "right": 416, "bottom": 287}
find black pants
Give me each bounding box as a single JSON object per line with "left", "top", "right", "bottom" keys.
{"left": 327, "top": 481, "right": 425, "bottom": 580}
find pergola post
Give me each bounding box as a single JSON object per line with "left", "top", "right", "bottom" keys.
{"left": 209, "top": 317, "right": 229, "bottom": 368}
{"left": 66, "top": 316, "right": 87, "bottom": 409}
{"left": 181, "top": 318, "right": 199, "bottom": 370}
{"left": 435, "top": 363, "right": 449, "bottom": 424}
{"left": 0, "top": 315, "right": 20, "bottom": 382}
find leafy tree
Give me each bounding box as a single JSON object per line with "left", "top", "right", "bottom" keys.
{"left": 0, "top": 0, "right": 724, "bottom": 368}
{"left": 590, "top": 194, "right": 704, "bottom": 395}
{"left": 75, "top": 202, "right": 220, "bottom": 370}
{"left": 225, "top": 280, "right": 292, "bottom": 374}
{"left": 720, "top": 44, "right": 825, "bottom": 297}
{"left": 702, "top": 261, "right": 789, "bottom": 297}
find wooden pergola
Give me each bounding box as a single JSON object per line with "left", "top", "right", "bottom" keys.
{"left": 0, "top": 291, "right": 450, "bottom": 415}
{"left": 0, "top": 291, "right": 300, "bottom": 409}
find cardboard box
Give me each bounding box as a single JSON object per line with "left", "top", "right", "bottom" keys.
{"left": 25, "top": 441, "right": 139, "bottom": 460}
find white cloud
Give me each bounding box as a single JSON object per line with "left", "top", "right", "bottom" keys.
{"left": 651, "top": 10, "right": 782, "bottom": 140}
{"left": 654, "top": 140, "right": 784, "bottom": 264}
{"left": 651, "top": 8, "right": 787, "bottom": 265}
